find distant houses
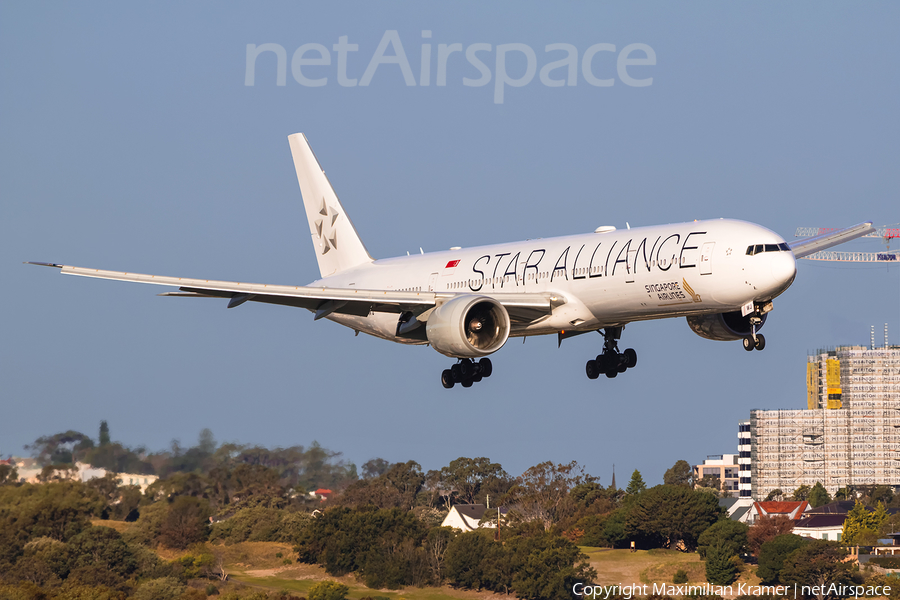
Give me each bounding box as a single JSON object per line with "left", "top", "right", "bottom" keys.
{"left": 8, "top": 458, "right": 158, "bottom": 492}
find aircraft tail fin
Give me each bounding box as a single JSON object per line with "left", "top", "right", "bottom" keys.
{"left": 288, "top": 133, "right": 373, "bottom": 277}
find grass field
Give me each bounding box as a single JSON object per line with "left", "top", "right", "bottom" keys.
{"left": 583, "top": 547, "right": 760, "bottom": 590}
{"left": 90, "top": 521, "right": 762, "bottom": 597}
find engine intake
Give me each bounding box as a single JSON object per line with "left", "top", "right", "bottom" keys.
{"left": 426, "top": 295, "right": 510, "bottom": 358}
{"left": 686, "top": 311, "right": 767, "bottom": 341}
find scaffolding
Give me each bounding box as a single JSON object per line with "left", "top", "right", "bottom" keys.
{"left": 751, "top": 345, "right": 900, "bottom": 500}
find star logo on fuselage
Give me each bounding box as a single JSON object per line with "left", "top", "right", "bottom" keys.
{"left": 314, "top": 198, "right": 340, "bottom": 255}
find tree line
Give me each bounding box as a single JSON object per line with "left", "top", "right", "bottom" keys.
{"left": 4, "top": 424, "right": 899, "bottom": 600}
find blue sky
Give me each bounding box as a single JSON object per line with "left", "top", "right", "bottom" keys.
{"left": 2, "top": 2, "right": 898, "bottom": 486}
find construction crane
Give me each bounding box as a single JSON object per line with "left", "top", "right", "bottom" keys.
{"left": 794, "top": 224, "right": 900, "bottom": 262}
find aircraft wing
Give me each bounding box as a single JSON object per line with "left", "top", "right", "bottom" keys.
{"left": 27, "top": 263, "right": 555, "bottom": 322}
{"left": 788, "top": 222, "right": 874, "bottom": 258}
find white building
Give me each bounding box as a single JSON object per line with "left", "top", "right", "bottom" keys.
{"left": 748, "top": 343, "right": 900, "bottom": 500}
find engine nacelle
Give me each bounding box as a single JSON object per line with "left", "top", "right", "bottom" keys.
{"left": 426, "top": 295, "right": 510, "bottom": 358}
{"left": 686, "top": 311, "right": 767, "bottom": 341}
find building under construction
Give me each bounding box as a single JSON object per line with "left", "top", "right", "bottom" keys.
{"left": 750, "top": 330, "right": 900, "bottom": 500}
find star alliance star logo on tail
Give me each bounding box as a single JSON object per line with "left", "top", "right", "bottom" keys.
{"left": 315, "top": 197, "right": 340, "bottom": 255}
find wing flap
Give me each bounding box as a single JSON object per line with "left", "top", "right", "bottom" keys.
{"left": 789, "top": 222, "right": 874, "bottom": 258}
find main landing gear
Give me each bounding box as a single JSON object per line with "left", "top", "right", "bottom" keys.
{"left": 585, "top": 327, "right": 637, "bottom": 380}
{"left": 441, "top": 357, "right": 493, "bottom": 389}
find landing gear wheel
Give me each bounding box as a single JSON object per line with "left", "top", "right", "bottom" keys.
{"left": 586, "top": 359, "right": 600, "bottom": 380}
{"left": 606, "top": 369, "right": 618, "bottom": 378}
{"left": 596, "top": 354, "right": 610, "bottom": 374}
{"left": 460, "top": 359, "right": 475, "bottom": 378}
{"left": 461, "top": 378, "right": 473, "bottom": 388}
{"left": 623, "top": 348, "right": 637, "bottom": 369}
{"left": 743, "top": 337, "right": 754, "bottom": 352}
{"left": 441, "top": 370, "right": 455, "bottom": 389}
{"left": 755, "top": 334, "right": 766, "bottom": 351}
{"left": 478, "top": 357, "right": 493, "bottom": 378}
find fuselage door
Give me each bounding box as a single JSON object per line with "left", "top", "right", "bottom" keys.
{"left": 427, "top": 272, "right": 439, "bottom": 291}
{"left": 700, "top": 242, "right": 715, "bottom": 275}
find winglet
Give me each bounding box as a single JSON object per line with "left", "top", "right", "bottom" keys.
{"left": 25, "top": 262, "right": 63, "bottom": 268}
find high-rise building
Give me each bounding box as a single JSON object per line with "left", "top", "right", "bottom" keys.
{"left": 748, "top": 341, "right": 900, "bottom": 501}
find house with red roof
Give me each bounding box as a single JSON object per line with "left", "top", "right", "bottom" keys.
{"left": 746, "top": 500, "right": 809, "bottom": 524}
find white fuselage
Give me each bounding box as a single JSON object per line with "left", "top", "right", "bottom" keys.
{"left": 313, "top": 218, "right": 797, "bottom": 344}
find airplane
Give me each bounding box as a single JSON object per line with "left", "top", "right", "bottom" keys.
{"left": 29, "top": 133, "right": 874, "bottom": 388}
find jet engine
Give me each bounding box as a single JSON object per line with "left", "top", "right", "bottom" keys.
{"left": 686, "top": 311, "right": 767, "bottom": 341}
{"left": 426, "top": 295, "right": 510, "bottom": 358}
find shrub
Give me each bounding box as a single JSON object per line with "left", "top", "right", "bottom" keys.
{"left": 132, "top": 577, "right": 186, "bottom": 600}
{"left": 674, "top": 569, "right": 688, "bottom": 584}
{"left": 308, "top": 581, "right": 350, "bottom": 600}
{"left": 870, "top": 555, "right": 900, "bottom": 568}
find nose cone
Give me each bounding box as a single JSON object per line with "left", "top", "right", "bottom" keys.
{"left": 769, "top": 251, "right": 797, "bottom": 297}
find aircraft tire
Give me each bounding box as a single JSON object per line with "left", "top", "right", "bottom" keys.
{"left": 461, "top": 378, "right": 473, "bottom": 388}
{"left": 755, "top": 334, "right": 766, "bottom": 351}
{"left": 586, "top": 359, "right": 600, "bottom": 380}
{"left": 441, "top": 370, "right": 455, "bottom": 389}
{"left": 479, "top": 357, "right": 493, "bottom": 378}
{"left": 460, "top": 359, "right": 474, "bottom": 378}
{"left": 743, "top": 337, "right": 754, "bottom": 351}
{"left": 451, "top": 363, "right": 462, "bottom": 382}
{"left": 606, "top": 369, "right": 618, "bottom": 379}
{"left": 624, "top": 348, "right": 637, "bottom": 369}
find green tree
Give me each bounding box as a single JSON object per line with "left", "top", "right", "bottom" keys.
{"left": 67, "top": 526, "right": 138, "bottom": 578}
{"left": 294, "top": 506, "right": 424, "bottom": 584}
{"left": 705, "top": 541, "right": 737, "bottom": 585}
{"left": 625, "top": 470, "right": 646, "bottom": 495}
{"left": 26, "top": 431, "right": 94, "bottom": 466}
{"left": 792, "top": 484, "right": 811, "bottom": 501}
{"left": 440, "top": 457, "right": 509, "bottom": 505}
{"left": 624, "top": 485, "right": 722, "bottom": 551}
{"left": 835, "top": 486, "right": 853, "bottom": 500}
{"left": 842, "top": 500, "right": 887, "bottom": 545}
{"left": 764, "top": 488, "right": 784, "bottom": 501}
{"left": 663, "top": 460, "right": 693, "bottom": 487}
{"left": 362, "top": 458, "right": 390, "bottom": 479}
{"left": 444, "top": 529, "right": 493, "bottom": 589}
{"left": 757, "top": 533, "right": 808, "bottom": 584}
{"left": 601, "top": 508, "right": 629, "bottom": 548}
{"left": 808, "top": 482, "right": 831, "bottom": 508}
{"left": 778, "top": 540, "right": 853, "bottom": 600}
{"left": 159, "top": 496, "right": 211, "bottom": 549}
{"left": 98, "top": 421, "right": 111, "bottom": 446}
{"left": 697, "top": 519, "right": 749, "bottom": 559}
{"left": 506, "top": 460, "right": 592, "bottom": 531}
{"left": 505, "top": 530, "right": 596, "bottom": 600}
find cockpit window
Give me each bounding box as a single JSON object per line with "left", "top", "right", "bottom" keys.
{"left": 746, "top": 243, "right": 790, "bottom": 256}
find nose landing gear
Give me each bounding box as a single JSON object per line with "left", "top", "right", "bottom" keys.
{"left": 743, "top": 307, "right": 767, "bottom": 351}
{"left": 585, "top": 327, "right": 637, "bottom": 380}
{"left": 441, "top": 357, "right": 493, "bottom": 389}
